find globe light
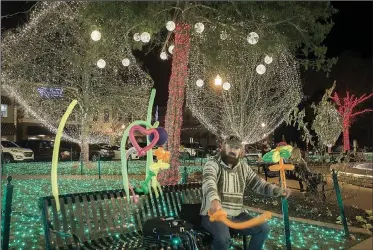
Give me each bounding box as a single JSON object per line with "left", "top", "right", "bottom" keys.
{"left": 264, "top": 55, "right": 273, "bottom": 64}
{"left": 121, "top": 124, "right": 126, "bottom": 129}
{"left": 222, "top": 82, "right": 231, "bottom": 91}
{"left": 96, "top": 59, "right": 106, "bottom": 69}
{"left": 220, "top": 31, "right": 228, "bottom": 40}
{"left": 166, "top": 21, "right": 176, "bottom": 31}
{"left": 122, "top": 58, "right": 130, "bottom": 66}
{"left": 90, "top": 30, "right": 101, "bottom": 41}
{"left": 160, "top": 52, "right": 168, "bottom": 60}
{"left": 194, "top": 22, "right": 205, "bottom": 33}
{"left": 140, "top": 32, "right": 151, "bottom": 43}
{"left": 261, "top": 123, "right": 266, "bottom": 127}
{"left": 196, "top": 79, "right": 204, "bottom": 87}
{"left": 256, "top": 64, "right": 266, "bottom": 75}
{"left": 247, "top": 32, "right": 259, "bottom": 45}
{"left": 168, "top": 45, "right": 175, "bottom": 54}
{"left": 214, "top": 75, "right": 222, "bottom": 86}
{"left": 133, "top": 33, "right": 141, "bottom": 42}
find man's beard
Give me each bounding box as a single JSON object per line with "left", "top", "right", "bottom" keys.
{"left": 221, "top": 151, "right": 240, "bottom": 166}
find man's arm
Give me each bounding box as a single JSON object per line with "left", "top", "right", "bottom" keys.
{"left": 245, "top": 165, "right": 282, "bottom": 197}
{"left": 202, "top": 161, "right": 221, "bottom": 203}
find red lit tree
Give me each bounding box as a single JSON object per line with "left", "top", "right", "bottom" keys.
{"left": 331, "top": 90, "right": 373, "bottom": 152}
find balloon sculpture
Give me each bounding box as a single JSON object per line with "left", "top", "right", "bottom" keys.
{"left": 208, "top": 209, "right": 272, "bottom": 230}
{"left": 51, "top": 100, "right": 77, "bottom": 212}
{"left": 263, "top": 144, "right": 294, "bottom": 249}
{"left": 121, "top": 88, "right": 171, "bottom": 202}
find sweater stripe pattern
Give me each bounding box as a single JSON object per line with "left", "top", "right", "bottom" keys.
{"left": 200, "top": 156, "right": 280, "bottom": 217}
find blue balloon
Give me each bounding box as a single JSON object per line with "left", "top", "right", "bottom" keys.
{"left": 149, "top": 127, "right": 168, "bottom": 146}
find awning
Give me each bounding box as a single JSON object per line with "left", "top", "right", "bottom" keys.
{"left": 1, "top": 123, "right": 16, "bottom": 135}
{"left": 27, "top": 126, "right": 54, "bottom": 136}
{"left": 1, "top": 96, "right": 11, "bottom": 105}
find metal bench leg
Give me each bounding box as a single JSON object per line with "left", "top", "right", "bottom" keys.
{"left": 243, "top": 235, "right": 248, "bottom": 249}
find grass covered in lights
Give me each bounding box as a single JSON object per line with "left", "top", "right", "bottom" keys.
{"left": 2, "top": 160, "right": 206, "bottom": 176}
{"left": 2, "top": 178, "right": 370, "bottom": 250}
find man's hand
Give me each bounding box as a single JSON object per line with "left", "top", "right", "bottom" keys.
{"left": 273, "top": 187, "right": 291, "bottom": 199}
{"left": 209, "top": 199, "right": 222, "bottom": 214}
{"left": 282, "top": 187, "right": 291, "bottom": 199}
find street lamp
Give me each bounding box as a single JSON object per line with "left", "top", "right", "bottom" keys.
{"left": 214, "top": 75, "right": 222, "bottom": 86}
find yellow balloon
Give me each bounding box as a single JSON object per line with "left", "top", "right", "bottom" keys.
{"left": 51, "top": 100, "right": 77, "bottom": 212}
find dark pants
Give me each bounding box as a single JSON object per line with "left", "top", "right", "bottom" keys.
{"left": 201, "top": 212, "right": 270, "bottom": 250}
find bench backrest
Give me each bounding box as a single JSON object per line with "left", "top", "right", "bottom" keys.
{"left": 39, "top": 183, "right": 203, "bottom": 249}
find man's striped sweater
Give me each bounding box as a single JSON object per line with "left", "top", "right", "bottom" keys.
{"left": 200, "top": 156, "right": 282, "bottom": 217}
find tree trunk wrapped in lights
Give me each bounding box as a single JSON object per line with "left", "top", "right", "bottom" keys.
{"left": 331, "top": 87, "right": 373, "bottom": 152}
{"left": 161, "top": 23, "right": 191, "bottom": 185}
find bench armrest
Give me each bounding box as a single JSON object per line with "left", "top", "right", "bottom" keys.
{"left": 47, "top": 221, "right": 82, "bottom": 248}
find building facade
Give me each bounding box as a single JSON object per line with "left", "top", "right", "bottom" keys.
{"left": 1, "top": 93, "right": 16, "bottom": 141}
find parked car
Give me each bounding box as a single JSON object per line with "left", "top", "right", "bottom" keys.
{"left": 87, "top": 144, "right": 115, "bottom": 161}
{"left": 205, "top": 145, "right": 219, "bottom": 158}
{"left": 97, "top": 144, "right": 139, "bottom": 161}
{"left": 17, "top": 140, "right": 80, "bottom": 161}
{"left": 1, "top": 139, "right": 34, "bottom": 163}
{"left": 180, "top": 142, "right": 206, "bottom": 158}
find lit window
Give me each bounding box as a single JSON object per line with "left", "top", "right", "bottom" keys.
{"left": 1, "top": 104, "right": 8, "bottom": 117}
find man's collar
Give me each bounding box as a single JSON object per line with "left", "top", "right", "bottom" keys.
{"left": 217, "top": 154, "right": 241, "bottom": 169}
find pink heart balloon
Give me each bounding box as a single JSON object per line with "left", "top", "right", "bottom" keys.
{"left": 129, "top": 125, "right": 159, "bottom": 157}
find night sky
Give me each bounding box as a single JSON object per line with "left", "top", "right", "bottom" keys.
{"left": 2, "top": 1, "right": 372, "bottom": 148}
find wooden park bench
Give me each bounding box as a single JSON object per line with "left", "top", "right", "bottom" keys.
{"left": 40, "top": 183, "right": 248, "bottom": 249}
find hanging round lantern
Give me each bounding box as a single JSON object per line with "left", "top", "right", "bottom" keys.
{"left": 90, "top": 30, "right": 101, "bottom": 41}
{"left": 196, "top": 79, "right": 204, "bottom": 87}
{"left": 256, "top": 64, "right": 266, "bottom": 75}
{"left": 194, "top": 22, "right": 205, "bottom": 33}
{"left": 166, "top": 21, "right": 176, "bottom": 31}
{"left": 140, "top": 32, "right": 151, "bottom": 43}
{"left": 247, "top": 32, "right": 259, "bottom": 45}
{"left": 168, "top": 45, "right": 175, "bottom": 54}
{"left": 133, "top": 33, "right": 141, "bottom": 42}
{"left": 122, "top": 58, "right": 130, "bottom": 67}
{"left": 160, "top": 52, "right": 168, "bottom": 60}
{"left": 264, "top": 55, "right": 273, "bottom": 64}
{"left": 97, "top": 59, "right": 106, "bottom": 69}
{"left": 222, "top": 82, "right": 231, "bottom": 90}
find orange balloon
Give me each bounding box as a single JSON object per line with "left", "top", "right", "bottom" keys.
{"left": 208, "top": 209, "right": 272, "bottom": 230}
{"left": 153, "top": 147, "right": 170, "bottom": 163}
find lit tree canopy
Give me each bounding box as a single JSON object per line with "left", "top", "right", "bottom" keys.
{"left": 1, "top": 2, "right": 154, "bottom": 161}
{"left": 187, "top": 44, "right": 303, "bottom": 143}
{"left": 312, "top": 83, "right": 342, "bottom": 147}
